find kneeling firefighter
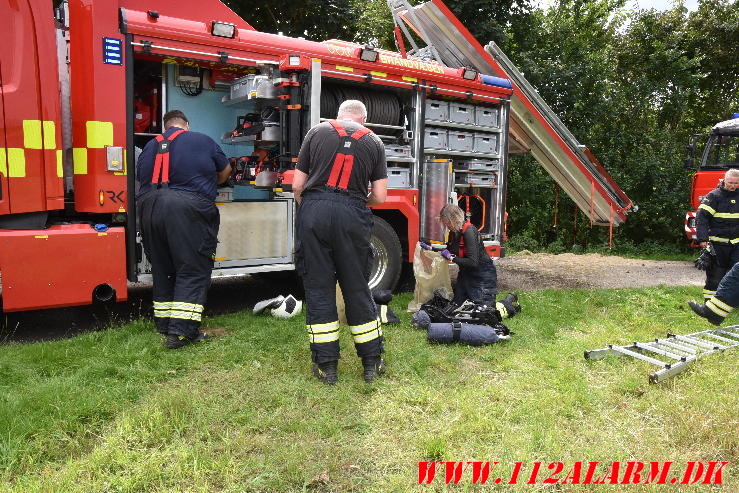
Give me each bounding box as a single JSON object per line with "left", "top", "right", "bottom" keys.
{"left": 423, "top": 203, "right": 519, "bottom": 318}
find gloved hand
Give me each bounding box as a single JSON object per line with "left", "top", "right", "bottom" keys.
{"left": 419, "top": 242, "right": 432, "bottom": 250}
{"left": 441, "top": 249, "right": 454, "bottom": 261}
{"left": 694, "top": 248, "right": 714, "bottom": 271}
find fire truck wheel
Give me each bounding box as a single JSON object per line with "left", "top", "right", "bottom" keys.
{"left": 369, "top": 216, "right": 402, "bottom": 292}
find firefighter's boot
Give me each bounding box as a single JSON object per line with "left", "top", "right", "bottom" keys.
{"left": 362, "top": 356, "right": 386, "bottom": 383}
{"left": 688, "top": 301, "right": 724, "bottom": 326}
{"left": 312, "top": 360, "right": 338, "bottom": 385}
{"left": 165, "top": 332, "right": 210, "bottom": 349}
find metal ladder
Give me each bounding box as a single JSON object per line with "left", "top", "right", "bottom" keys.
{"left": 585, "top": 326, "right": 739, "bottom": 384}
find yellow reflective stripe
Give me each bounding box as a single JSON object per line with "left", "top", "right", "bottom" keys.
{"left": 169, "top": 310, "right": 202, "bottom": 321}
{"left": 713, "top": 212, "right": 739, "bottom": 218}
{"left": 348, "top": 319, "right": 380, "bottom": 333}
{"left": 23, "top": 120, "right": 43, "bottom": 149}
{"left": 310, "top": 331, "right": 340, "bottom": 343}
{"left": 56, "top": 150, "right": 63, "bottom": 177}
{"left": 73, "top": 148, "right": 87, "bottom": 174}
{"left": 706, "top": 300, "right": 728, "bottom": 317}
{"left": 708, "top": 236, "right": 730, "bottom": 243}
{"left": 5, "top": 148, "right": 25, "bottom": 177}
{"left": 353, "top": 328, "right": 382, "bottom": 344}
{"left": 496, "top": 301, "right": 509, "bottom": 318}
{"left": 698, "top": 203, "right": 716, "bottom": 215}
{"left": 86, "top": 121, "right": 113, "bottom": 148}
{"left": 169, "top": 302, "right": 204, "bottom": 312}
{"left": 307, "top": 321, "right": 339, "bottom": 333}
{"left": 710, "top": 297, "right": 733, "bottom": 312}
{"left": 0, "top": 148, "right": 6, "bottom": 176}
{"left": 731, "top": 238, "right": 739, "bottom": 244}
{"left": 43, "top": 121, "right": 56, "bottom": 149}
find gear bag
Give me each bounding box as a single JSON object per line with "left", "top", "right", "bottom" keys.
{"left": 428, "top": 321, "right": 502, "bottom": 346}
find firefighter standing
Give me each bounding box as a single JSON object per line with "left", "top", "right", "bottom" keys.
{"left": 424, "top": 203, "right": 519, "bottom": 318}
{"left": 136, "top": 110, "right": 232, "bottom": 349}
{"left": 695, "top": 168, "right": 739, "bottom": 301}
{"left": 293, "top": 100, "right": 388, "bottom": 385}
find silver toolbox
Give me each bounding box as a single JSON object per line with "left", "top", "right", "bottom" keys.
{"left": 457, "top": 159, "right": 500, "bottom": 172}
{"left": 387, "top": 167, "right": 411, "bottom": 188}
{"left": 448, "top": 130, "right": 474, "bottom": 152}
{"left": 473, "top": 133, "right": 498, "bottom": 154}
{"left": 420, "top": 159, "right": 452, "bottom": 242}
{"left": 425, "top": 99, "right": 449, "bottom": 121}
{"left": 230, "top": 74, "right": 254, "bottom": 100}
{"left": 385, "top": 145, "right": 412, "bottom": 159}
{"left": 457, "top": 173, "right": 497, "bottom": 188}
{"left": 449, "top": 103, "right": 474, "bottom": 124}
{"left": 424, "top": 128, "right": 448, "bottom": 149}
{"left": 475, "top": 106, "right": 500, "bottom": 128}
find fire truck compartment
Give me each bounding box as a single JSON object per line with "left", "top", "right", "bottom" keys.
{"left": 0, "top": 224, "right": 127, "bottom": 311}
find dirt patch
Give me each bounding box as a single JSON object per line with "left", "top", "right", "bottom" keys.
{"left": 494, "top": 252, "right": 702, "bottom": 291}
{"left": 202, "top": 327, "right": 230, "bottom": 337}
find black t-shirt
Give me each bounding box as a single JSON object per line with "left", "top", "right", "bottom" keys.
{"left": 136, "top": 126, "right": 229, "bottom": 201}
{"left": 448, "top": 223, "right": 493, "bottom": 272}
{"left": 296, "top": 120, "right": 387, "bottom": 201}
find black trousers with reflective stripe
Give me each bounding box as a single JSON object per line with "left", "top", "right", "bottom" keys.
{"left": 705, "top": 243, "right": 739, "bottom": 296}
{"left": 138, "top": 187, "right": 219, "bottom": 338}
{"left": 297, "top": 190, "right": 383, "bottom": 363}
{"left": 453, "top": 260, "right": 498, "bottom": 306}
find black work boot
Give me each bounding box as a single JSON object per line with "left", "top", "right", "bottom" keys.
{"left": 688, "top": 301, "right": 724, "bottom": 326}
{"left": 362, "top": 356, "right": 386, "bottom": 383}
{"left": 165, "top": 332, "right": 209, "bottom": 349}
{"left": 312, "top": 360, "right": 338, "bottom": 385}
{"left": 504, "top": 292, "right": 520, "bottom": 313}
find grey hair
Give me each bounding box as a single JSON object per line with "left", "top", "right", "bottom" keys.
{"left": 337, "top": 100, "right": 367, "bottom": 119}
{"left": 439, "top": 203, "right": 466, "bottom": 231}
{"left": 725, "top": 169, "right": 739, "bottom": 180}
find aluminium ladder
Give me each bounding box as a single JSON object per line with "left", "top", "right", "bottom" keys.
{"left": 584, "top": 326, "right": 739, "bottom": 384}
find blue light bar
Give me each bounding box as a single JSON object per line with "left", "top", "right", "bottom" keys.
{"left": 481, "top": 74, "right": 512, "bottom": 89}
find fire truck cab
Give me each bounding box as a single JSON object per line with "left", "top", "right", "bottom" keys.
{"left": 684, "top": 115, "right": 739, "bottom": 244}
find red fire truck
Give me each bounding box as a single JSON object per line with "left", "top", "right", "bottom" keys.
{"left": 0, "top": 0, "right": 630, "bottom": 313}
{"left": 684, "top": 115, "right": 739, "bottom": 245}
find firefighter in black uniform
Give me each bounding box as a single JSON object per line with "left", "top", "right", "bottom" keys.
{"left": 424, "top": 203, "right": 519, "bottom": 318}
{"left": 136, "top": 110, "right": 231, "bottom": 348}
{"left": 293, "top": 100, "right": 388, "bottom": 385}
{"left": 695, "top": 169, "right": 739, "bottom": 301}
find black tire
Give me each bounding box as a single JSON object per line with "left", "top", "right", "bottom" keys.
{"left": 368, "top": 216, "right": 402, "bottom": 291}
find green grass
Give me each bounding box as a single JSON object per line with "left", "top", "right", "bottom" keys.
{"left": 1, "top": 287, "right": 737, "bottom": 492}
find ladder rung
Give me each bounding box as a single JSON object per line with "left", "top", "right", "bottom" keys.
{"left": 672, "top": 334, "right": 724, "bottom": 350}
{"left": 635, "top": 342, "right": 684, "bottom": 361}
{"left": 655, "top": 338, "right": 698, "bottom": 354}
{"left": 715, "top": 329, "right": 739, "bottom": 342}
{"left": 702, "top": 332, "right": 739, "bottom": 345}
{"left": 611, "top": 345, "right": 670, "bottom": 367}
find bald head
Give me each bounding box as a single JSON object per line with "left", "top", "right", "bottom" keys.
{"left": 337, "top": 100, "right": 367, "bottom": 124}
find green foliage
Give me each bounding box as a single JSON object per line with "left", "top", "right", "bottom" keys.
{"left": 503, "top": 0, "right": 738, "bottom": 253}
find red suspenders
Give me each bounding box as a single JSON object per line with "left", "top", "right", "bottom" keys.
{"left": 151, "top": 129, "right": 187, "bottom": 185}
{"left": 325, "top": 120, "right": 372, "bottom": 189}
{"left": 458, "top": 221, "right": 473, "bottom": 258}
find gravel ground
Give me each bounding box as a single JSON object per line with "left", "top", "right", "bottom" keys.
{"left": 495, "top": 252, "right": 703, "bottom": 291}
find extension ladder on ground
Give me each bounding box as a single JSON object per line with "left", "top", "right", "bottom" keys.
{"left": 584, "top": 326, "right": 739, "bottom": 384}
